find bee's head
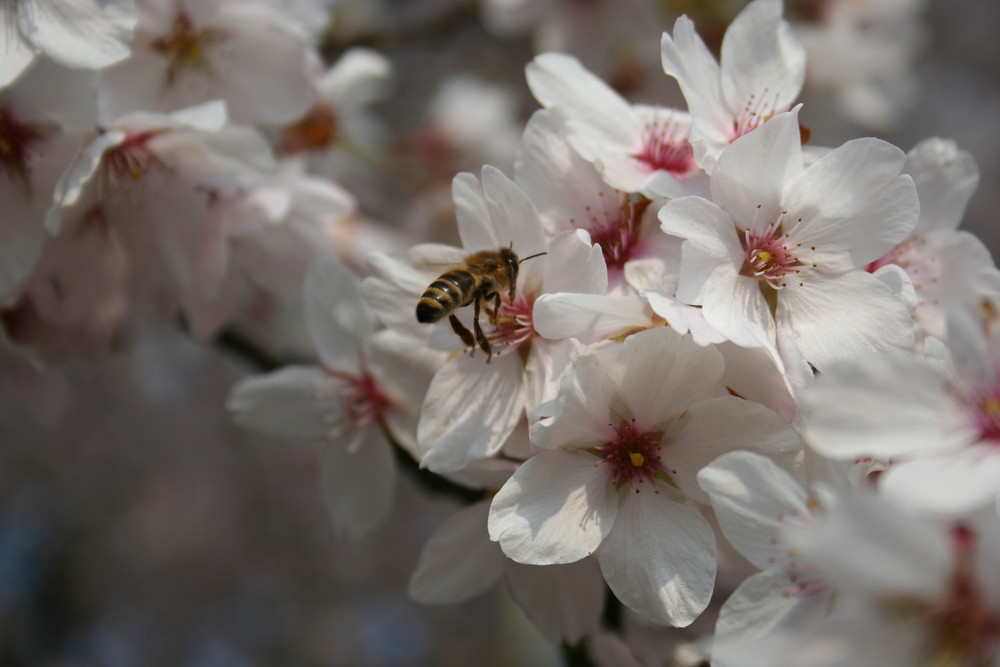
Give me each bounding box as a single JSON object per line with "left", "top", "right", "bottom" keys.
{"left": 499, "top": 246, "right": 519, "bottom": 282}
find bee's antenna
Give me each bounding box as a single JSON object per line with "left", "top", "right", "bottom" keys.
{"left": 519, "top": 252, "right": 547, "bottom": 264}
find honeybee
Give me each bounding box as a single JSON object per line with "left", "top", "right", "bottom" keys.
{"left": 416, "top": 247, "right": 546, "bottom": 360}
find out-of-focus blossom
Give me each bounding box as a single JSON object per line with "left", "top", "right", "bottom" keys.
{"left": 0, "top": 0, "right": 136, "bottom": 87}
{"left": 488, "top": 328, "right": 801, "bottom": 626}
{"left": 3, "top": 102, "right": 273, "bottom": 358}
{"left": 803, "top": 298, "right": 1000, "bottom": 516}
{"left": 0, "top": 59, "right": 99, "bottom": 304}
{"left": 228, "top": 259, "right": 443, "bottom": 541}
{"left": 660, "top": 0, "right": 806, "bottom": 172}
{"left": 98, "top": 0, "right": 319, "bottom": 126}
{"left": 480, "top": 0, "right": 666, "bottom": 92}
{"left": 792, "top": 0, "right": 927, "bottom": 130}
{"left": 864, "top": 138, "right": 1000, "bottom": 341}
{"left": 659, "top": 108, "right": 918, "bottom": 371}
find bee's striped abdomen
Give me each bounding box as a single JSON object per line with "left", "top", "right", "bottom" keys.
{"left": 416, "top": 269, "right": 476, "bottom": 323}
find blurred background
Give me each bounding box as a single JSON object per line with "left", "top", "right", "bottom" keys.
{"left": 1, "top": 0, "right": 998, "bottom": 664}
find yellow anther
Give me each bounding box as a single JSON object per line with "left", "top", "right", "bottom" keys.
{"left": 630, "top": 452, "right": 645, "bottom": 467}
{"left": 756, "top": 250, "right": 772, "bottom": 263}
{"left": 982, "top": 396, "right": 1000, "bottom": 417}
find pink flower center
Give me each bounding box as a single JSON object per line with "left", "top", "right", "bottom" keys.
{"left": 326, "top": 369, "right": 392, "bottom": 436}
{"left": 486, "top": 294, "right": 536, "bottom": 353}
{"left": 0, "top": 109, "right": 45, "bottom": 185}
{"left": 634, "top": 112, "right": 695, "bottom": 176}
{"left": 578, "top": 192, "right": 651, "bottom": 271}
{"left": 739, "top": 217, "right": 806, "bottom": 289}
{"left": 592, "top": 419, "right": 672, "bottom": 492}
{"left": 104, "top": 131, "right": 164, "bottom": 183}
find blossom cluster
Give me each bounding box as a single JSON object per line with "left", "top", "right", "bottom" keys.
{"left": 3, "top": 0, "right": 998, "bottom": 664}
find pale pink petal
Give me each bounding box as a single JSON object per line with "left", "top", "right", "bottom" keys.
{"left": 541, "top": 229, "right": 607, "bottom": 295}
{"left": 488, "top": 448, "right": 618, "bottom": 565}
{"left": 697, "top": 451, "right": 808, "bottom": 569}
{"left": 418, "top": 353, "right": 525, "bottom": 473}
{"left": 480, "top": 165, "right": 548, "bottom": 256}
{"left": 320, "top": 426, "right": 396, "bottom": 542}
{"left": 701, "top": 268, "right": 776, "bottom": 349}
{"left": 408, "top": 501, "right": 505, "bottom": 604}
{"left": 597, "top": 488, "right": 716, "bottom": 626}
{"left": 505, "top": 558, "right": 604, "bottom": 644}
{"left": 643, "top": 291, "right": 728, "bottom": 346}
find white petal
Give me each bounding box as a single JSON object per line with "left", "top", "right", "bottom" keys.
{"left": 597, "top": 489, "right": 716, "bottom": 627}
{"left": 643, "top": 291, "right": 728, "bottom": 346}
{"left": 801, "top": 352, "right": 974, "bottom": 460}
{"left": 481, "top": 165, "right": 548, "bottom": 256}
{"left": 418, "top": 353, "right": 525, "bottom": 473}
{"left": 47, "top": 130, "right": 127, "bottom": 233}
{"left": 25, "top": 0, "right": 135, "bottom": 70}
{"left": 526, "top": 53, "right": 639, "bottom": 150}
{"left": 320, "top": 427, "right": 396, "bottom": 542}
{"left": 534, "top": 293, "right": 650, "bottom": 343}
{"left": 697, "top": 451, "right": 808, "bottom": 569}
{"left": 906, "top": 137, "right": 979, "bottom": 234}
{"left": 667, "top": 396, "right": 802, "bottom": 505}
{"left": 319, "top": 47, "right": 393, "bottom": 108}
{"left": 541, "top": 229, "right": 608, "bottom": 295}
{"left": 785, "top": 138, "right": 918, "bottom": 267}
{"left": 711, "top": 108, "right": 803, "bottom": 228}
{"left": 713, "top": 570, "right": 831, "bottom": 667}
{"left": 488, "top": 449, "right": 618, "bottom": 565}
{"left": 408, "top": 501, "right": 505, "bottom": 604}
{"left": 226, "top": 366, "right": 336, "bottom": 440}
{"left": 504, "top": 558, "right": 604, "bottom": 644}
{"left": 791, "top": 495, "right": 952, "bottom": 599}
{"left": 303, "top": 259, "right": 370, "bottom": 373}
{"left": 880, "top": 447, "right": 1000, "bottom": 516}
{"left": 720, "top": 0, "right": 805, "bottom": 119}
{"left": 0, "top": 23, "right": 35, "bottom": 87}
{"left": 617, "top": 328, "right": 726, "bottom": 428}
{"left": 701, "top": 269, "right": 777, "bottom": 349}
{"left": 716, "top": 341, "right": 798, "bottom": 422}
{"left": 777, "top": 270, "right": 915, "bottom": 370}
{"left": 453, "top": 171, "right": 495, "bottom": 251}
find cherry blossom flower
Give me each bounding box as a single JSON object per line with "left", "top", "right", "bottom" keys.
{"left": 228, "top": 259, "right": 443, "bottom": 541}
{"left": 98, "top": 0, "right": 319, "bottom": 126}
{"left": 660, "top": 0, "right": 806, "bottom": 172}
{"left": 718, "top": 498, "right": 1000, "bottom": 666}
{"left": 3, "top": 102, "right": 274, "bottom": 357}
{"left": 802, "top": 298, "right": 1000, "bottom": 516}
{"left": 488, "top": 328, "right": 802, "bottom": 626}
{"left": 514, "top": 109, "right": 681, "bottom": 293}
{"left": 659, "top": 107, "right": 919, "bottom": 371}
{"left": 408, "top": 499, "right": 606, "bottom": 644}
{"left": 864, "top": 138, "right": 1000, "bottom": 341}
{"left": 0, "top": 0, "right": 136, "bottom": 87}
{"left": 362, "top": 167, "right": 606, "bottom": 473}
{"left": 525, "top": 52, "right": 704, "bottom": 199}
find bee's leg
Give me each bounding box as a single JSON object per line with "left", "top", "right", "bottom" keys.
{"left": 491, "top": 291, "right": 502, "bottom": 325}
{"left": 472, "top": 296, "right": 492, "bottom": 361}
{"left": 449, "top": 314, "right": 475, "bottom": 351}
